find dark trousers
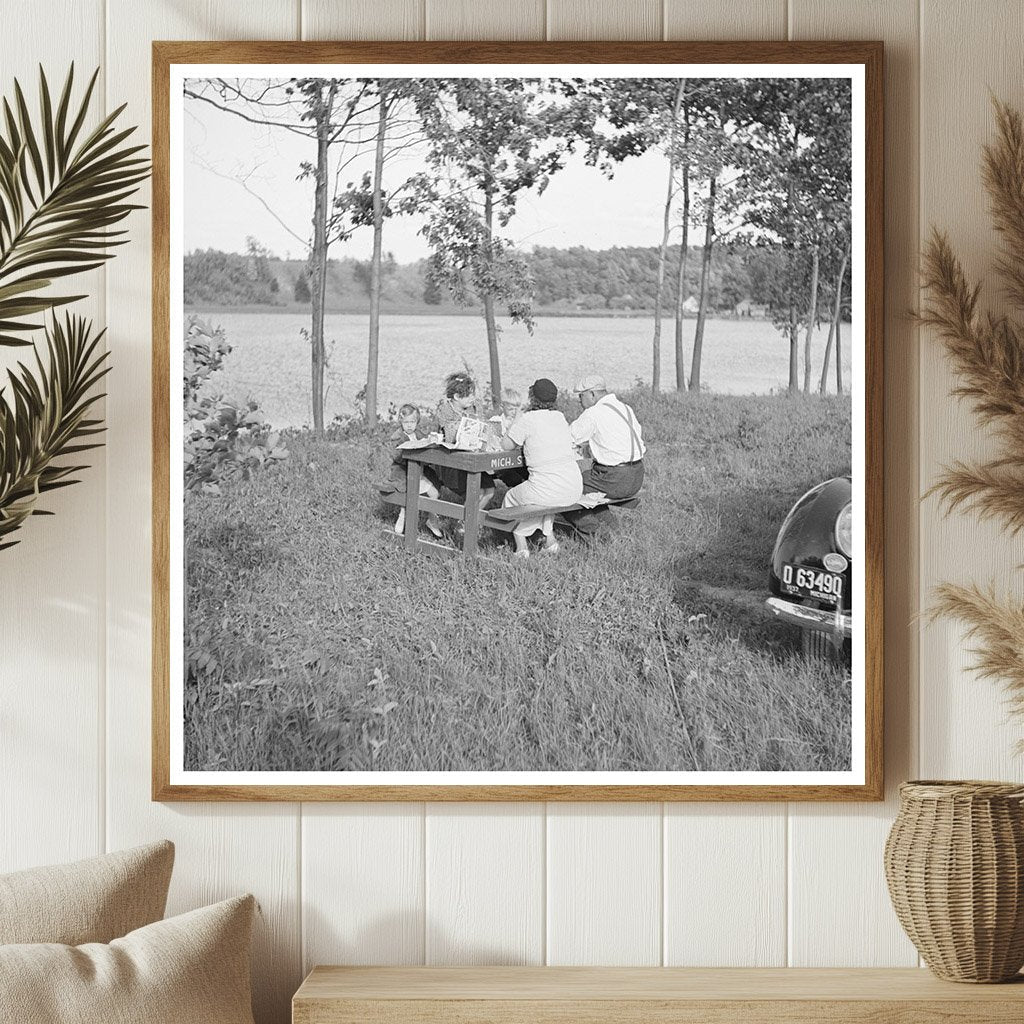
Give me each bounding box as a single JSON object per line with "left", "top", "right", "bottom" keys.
{"left": 565, "top": 460, "right": 645, "bottom": 535}
{"left": 390, "top": 461, "right": 441, "bottom": 491}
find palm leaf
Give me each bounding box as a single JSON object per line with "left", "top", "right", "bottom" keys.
{"left": 0, "top": 313, "right": 111, "bottom": 547}
{"left": 0, "top": 64, "right": 150, "bottom": 346}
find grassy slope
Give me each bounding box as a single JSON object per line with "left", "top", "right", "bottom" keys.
{"left": 185, "top": 389, "right": 853, "bottom": 773}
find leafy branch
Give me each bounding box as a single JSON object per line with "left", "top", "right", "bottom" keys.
{"left": 0, "top": 64, "right": 148, "bottom": 550}
{"left": 0, "top": 314, "right": 109, "bottom": 550}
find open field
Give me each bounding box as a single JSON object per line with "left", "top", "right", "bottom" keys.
{"left": 184, "top": 389, "right": 853, "bottom": 773}
{"left": 194, "top": 310, "right": 855, "bottom": 426}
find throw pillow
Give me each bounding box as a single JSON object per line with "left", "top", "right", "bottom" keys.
{"left": 0, "top": 894, "right": 256, "bottom": 1024}
{"left": 0, "top": 840, "right": 174, "bottom": 945}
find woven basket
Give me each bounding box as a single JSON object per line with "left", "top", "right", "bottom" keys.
{"left": 884, "top": 780, "right": 1024, "bottom": 982}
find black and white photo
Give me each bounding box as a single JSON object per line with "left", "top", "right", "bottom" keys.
{"left": 153, "top": 43, "right": 882, "bottom": 799}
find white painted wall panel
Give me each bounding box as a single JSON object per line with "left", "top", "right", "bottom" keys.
{"left": 103, "top": 4, "right": 303, "bottom": 1022}
{"left": 296, "top": 0, "right": 428, "bottom": 1000}
{"left": 303, "top": 804, "right": 425, "bottom": 970}
{"left": 918, "top": 0, "right": 1024, "bottom": 780}
{"left": 786, "top": 0, "right": 921, "bottom": 968}
{"left": 425, "top": 0, "right": 544, "bottom": 41}
{"left": 664, "top": 0, "right": 786, "bottom": 40}
{"left": 547, "top": 0, "right": 661, "bottom": 41}
{"left": 303, "top": 0, "right": 424, "bottom": 40}
{"left": 664, "top": 805, "right": 786, "bottom": 966}
{"left": 547, "top": 804, "right": 662, "bottom": 965}
{"left": 657, "top": 3, "right": 788, "bottom": 968}
{"left": 0, "top": 0, "right": 106, "bottom": 876}
{"left": 425, "top": 803, "right": 544, "bottom": 964}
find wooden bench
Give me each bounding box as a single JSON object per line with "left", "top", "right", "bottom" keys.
{"left": 293, "top": 966, "right": 1024, "bottom": 1023}
{"left": 483, "top": 493, "right": 641, "bottom": 532}
{"left": 376, "top": 482, "right": 641, "bottom": 534}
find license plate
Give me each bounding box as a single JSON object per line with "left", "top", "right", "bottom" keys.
{"left": 781, "top": 563, "right": 843, "bottom": 602}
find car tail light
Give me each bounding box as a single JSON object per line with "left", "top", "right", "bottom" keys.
{"left": 835, "top": 502, "right": 852, "bottom": 557}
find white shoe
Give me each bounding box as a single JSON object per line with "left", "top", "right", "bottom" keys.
{"left": 425, "top": 514, "right": 443, "bottom": 538}
{"left": 514, "top": 548, "right": 530, "bottom": 560}
{"left": 394, "top": 510, "right": 406, "bottom": 535}
{"left": 541, "top": 540, "right": 560, "bottom": 555}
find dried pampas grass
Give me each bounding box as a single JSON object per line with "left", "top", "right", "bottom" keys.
{"left": 920, "top": 98, "right": 1024, "bottom": 715}
{"left": 931, "top": 584, "right": 1024, "bottom": 718}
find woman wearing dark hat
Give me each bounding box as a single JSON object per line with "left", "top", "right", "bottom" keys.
{"left": 499, "top": 378, "right": 583, "bottom": 558}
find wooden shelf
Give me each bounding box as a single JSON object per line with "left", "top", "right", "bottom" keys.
{"left": 293, "top": 966, "right": 1024, "bottom": 1023}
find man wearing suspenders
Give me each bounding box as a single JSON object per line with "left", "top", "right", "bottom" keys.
{"left": 565, "top": 375, "right": 646, "bottom": 535}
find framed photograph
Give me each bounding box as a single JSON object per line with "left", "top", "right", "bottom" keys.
{"left": 153, "top": 41, "right": 883, "bottom": 801}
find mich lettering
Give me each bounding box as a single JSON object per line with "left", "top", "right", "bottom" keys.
{"left": 490, "top": 456, "right": 518, "bottom": 469}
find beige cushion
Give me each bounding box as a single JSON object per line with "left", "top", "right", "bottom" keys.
{"left": 0, "top": 894, "right": 256, "bottom": 1024}
{"left": 0, "top": 840, "right": 174, "bottom": 945}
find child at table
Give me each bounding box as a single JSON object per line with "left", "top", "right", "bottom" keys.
{"left": 389, "top": 404, "right": 442, "bottom": 538}
{"left": 491, "top": 387, "right": 522, "bottom": 435}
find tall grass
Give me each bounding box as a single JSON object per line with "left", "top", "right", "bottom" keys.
{"left": 184, "top": 388, "right": 852, "bottom": 772}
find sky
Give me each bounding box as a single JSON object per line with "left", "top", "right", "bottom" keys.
{"left": 182, "top": 81, "right": 680, "bottom": 264}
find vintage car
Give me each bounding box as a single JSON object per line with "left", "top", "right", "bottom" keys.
{"left": 766, "top": 476, "right": 852, "bottom": 659}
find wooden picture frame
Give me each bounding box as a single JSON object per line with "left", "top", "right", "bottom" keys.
{"left": 153, "top": 40, "right": 883, "bottom": 801}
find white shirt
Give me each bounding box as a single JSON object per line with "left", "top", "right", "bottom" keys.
{"left": 569, "top": 393, "right": 646, "bottom": 466}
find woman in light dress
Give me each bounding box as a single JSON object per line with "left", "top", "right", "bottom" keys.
{"left": 500, "top": 378, "right": 583, "bottom": 558}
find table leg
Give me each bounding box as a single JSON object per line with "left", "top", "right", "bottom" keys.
{"left": 405, "top": 460, "right": 422, "bottom": 552}
{"left": 463, "top": 471, "right": 482, "bottom": 556}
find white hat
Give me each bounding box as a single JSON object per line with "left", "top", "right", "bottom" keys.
{"left": 573, "top": 374, "right": 607, "bottom": 394}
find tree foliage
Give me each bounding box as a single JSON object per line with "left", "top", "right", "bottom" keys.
{"left": 183, "top": 316, "right": 288, "bottom": 494}
{"left": 406, "top": 78, "right": 569, "bottom": 402}
{"left": 0, "top": 64, "right": 148, "bottom": 551}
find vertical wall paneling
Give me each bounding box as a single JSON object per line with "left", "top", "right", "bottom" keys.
{"left": 546, "top": 804, "right": 662, "bottom": 965}
{"left": 425, "top": 803, "right": 545, "bottom": 964}
{"left": 302, "top": 805, "right": 425, "bottom": 970}
{"left": 103, "top": 4, "right": 302, "bottom": 1022}
{"left": 787, "top": 0, "right": 921, "bottom": 967}
{"left": 546, "top": 0, "right": 662, "bottom": 41}
{"left": 663, "top": 0, "right": 787, "bottom": 40}
{"left": 656, "top": 3, "right": 788, "bottom": 967}
{"left": 302, "top": 0, "right": 425, "bottom": 40}
{"left": 0, "top": 0, "right": 106, "bottom": 875}
{"left": 419, "top": 0, "right": 545, "bottom": 974}
{"left": 918, "top": 0, "right": 1024, "bottom": 779}
{"left": 6, "top": 1, "right": 1024, "bottom": 1017}
{"left": 425, "top": 0, "right": 545, "bottom": 42}
{"left": 297, "top": 2, "right": 427, "bottom": 995}
{"left": 664, "top": 806, "right": 787, "bottom": 966}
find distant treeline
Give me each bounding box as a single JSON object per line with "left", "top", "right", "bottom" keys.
{"left": 184, "top": 240, "right": 795, "bottom": 316}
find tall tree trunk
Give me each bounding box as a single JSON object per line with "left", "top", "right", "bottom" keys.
{"left": 483, "top": 188, "right": 502, "bottom": 408}
{"left": 836, "top": 291, "right": 844, "bottom": 395}
{"left": 673, "top": 88, "right": 691, "bottom": 392}
{"left": 819, "top": 242, "right": 849, "bottom": 394}
{"left": 308, "top": 81, "right": 336, "bottom": 438}
{"left": 803, "top": 245, "right": 820, "bottom": 394}
{"left": 786, "top": 107, "right": 800, "bottom": 394}
{"left": 652, "top": 79, "right": 686, "bottom": 394}
{"left": 688, "top": 174, "right": 716, "bottom": 393}
{"left": 365, "top": 90, "right": 388, "bottom": 426}
{"left": 788, "top": 297, "right": 800, "bottom": 394}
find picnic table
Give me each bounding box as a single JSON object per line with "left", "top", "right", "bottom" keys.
{"left": 400, "top": 446, "right": 526, "bottom": 557}
{"left": 378, "top": 444, "right": 637, "bottom": 557}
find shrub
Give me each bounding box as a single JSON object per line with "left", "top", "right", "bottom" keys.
{"left": 183, "top": 316, "right": 288, "bottom": 494}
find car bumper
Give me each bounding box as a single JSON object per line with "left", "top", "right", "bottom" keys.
{"left": 766, "top": 597, "right": 852, "bottom": 638}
